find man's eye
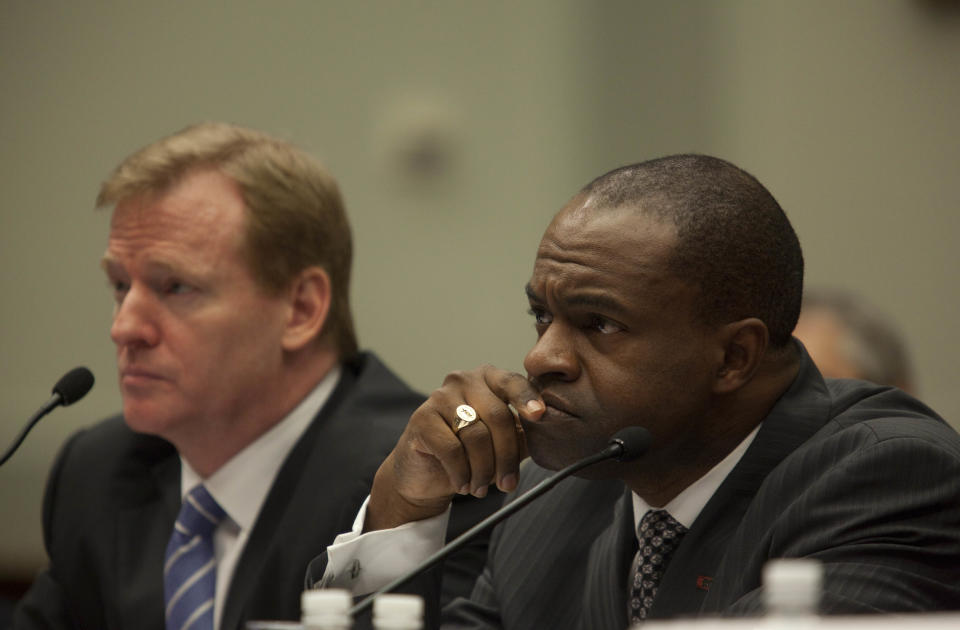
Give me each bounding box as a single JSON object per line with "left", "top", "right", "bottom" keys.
{"left": 167, "top": 282, "right": 193, "bottom": 295}
{"left": 110, "top": 280, "right": 129, "bottom": 298}
{"left": 590, "top": 316, "right": 622, "bottom": 334}
{"left": 528, "top": 308, "right": 552, "bottom": 325}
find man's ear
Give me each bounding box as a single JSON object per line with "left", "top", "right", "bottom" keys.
{"left": 713, "top": 318, "right": 769, "bottom": 394}
{"left": 282, "top": 266, "right": 332, "bottom": 352}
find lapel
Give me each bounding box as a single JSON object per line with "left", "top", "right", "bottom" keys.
{"left": 652, "top": 346, "right": 833, "bottom": 617}
{"left": 221, "top": 353, "right": 418, "bottom": 630}
{"left": 219, "top": 365, "right": 360, "bottom": 630}
{"left": 114, "top": 435, "right": 180, "bottom": 630}
{"left": 579, "top": 487, "right": 636, "bottom": 630}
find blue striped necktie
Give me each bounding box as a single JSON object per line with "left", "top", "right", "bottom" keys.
{"left": 164, "top": 485, "right": 226, "bottom": 630}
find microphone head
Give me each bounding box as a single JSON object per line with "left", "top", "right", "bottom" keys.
{"left": 608, "top": 426, "right": 651, "bottom": 462}
{"left": 52, "top": 367, "right": 95, "bottom": 406}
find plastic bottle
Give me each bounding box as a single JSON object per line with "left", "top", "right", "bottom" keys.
{"left": 629, "top": 560, "right": 822, "bottom": 630}
{"left": 301, "top": 589, "right": 353, "bottom": 630}
{"left": 372, "top": 593, "right": 424, "bottom": 630}
{"left": 762, "top": 558, "right": 822, "bottom": 628}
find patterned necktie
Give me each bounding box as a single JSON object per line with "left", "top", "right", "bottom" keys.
{"left": 164, "top": 485, "right": 226, "bottom": 630}
{"left": 628, "top": 509, "right": 688, "bottom": 624}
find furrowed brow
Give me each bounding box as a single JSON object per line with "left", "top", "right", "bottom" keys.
{"left": 526, "top": 282, "right": 628, "bottom": 316}
{"left": 524, "top": 283, "right": 543, "bottom": 304}
{"left": 563, "top": 293, "right": 627, "bottom": 314}
{"left": 100, "top": 254, "right": 121, "bottom": 273}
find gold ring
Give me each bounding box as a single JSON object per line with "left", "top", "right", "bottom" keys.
{"left": 454, "top": 404, "right": 479, "bottom": 433}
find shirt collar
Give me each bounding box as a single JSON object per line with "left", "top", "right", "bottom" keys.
{"left": 180, "top": 365, "right": 342, "bottom": 531}
{"left": 632, "top": 423, "right": 760, "bottom": 532}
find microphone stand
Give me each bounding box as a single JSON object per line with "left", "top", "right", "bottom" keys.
{"left": 349, "top": 444, "right": 623, "bottom": 616}
{"left": 1, "top": 367, "right": 94, "bottom": 467}
{"left": 0, "top": 395, "right": 61, "bottom": 466}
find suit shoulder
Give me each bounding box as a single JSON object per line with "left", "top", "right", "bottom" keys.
{"left": 46, "top": 416, "right": 176, "bottom": 508}
{"left": 41, "top": 416, "right": 177, "bottom": 552}
{"left": 822, "top": 381, "right": 959, "bottom": 454}
{"left": 344, "top": 352, "right": 424, "bottom": 410}
{"left": 337, "top": 353, "right": 425, "bottom": 445}
{"left": 287, "top": 352, "right": 423, "bottom": 481}
{"left": 57, "top": 415, "right": 175, "bottom": 468}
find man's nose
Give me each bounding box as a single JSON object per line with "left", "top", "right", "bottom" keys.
{"left": 110, "top": 286, "right": 160, "bottom": 349}
{"left": 523, "top": 322, "right": 580, "bottom": 383}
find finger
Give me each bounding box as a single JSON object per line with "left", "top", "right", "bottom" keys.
{"left": 436, "top": 367, "right": 541, "bottom": 494}
{"left": 455, "top": 388, "right": 519, "bottom": 494}
{"left": 435, "top": 372, "right": 515, "bottom": 495}
{"left": 481, "top": 368, "right": 539, "bottom": 491}
{"left": 407, "top": 398, "right": 473, "bottom": 495}
{"left": 454, "top": 414, "right": 496, "bottom": 497}
{"left": 435, "top": 389, "right": 498, "bottom": 496}
{"left": 482, "top": 367, "right": 544, "bottom": 420}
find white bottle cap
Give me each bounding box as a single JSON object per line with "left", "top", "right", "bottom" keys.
{"left": 763, "top": 558, "right": 823, "bottom": 615}
{"left": 373, "top": 593, "right": 424, "bottom": 628}
{"left": 301, "top": 589, "right": 352, "bottom": 626}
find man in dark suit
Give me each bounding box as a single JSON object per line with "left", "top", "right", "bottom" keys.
{"left": 12, "top": 123, "right": 495, "bottom": 630}
{"left": 316, "top": 154, "right": 960, "bottom": 628}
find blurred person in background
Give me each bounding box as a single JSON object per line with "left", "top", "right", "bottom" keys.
{"left": 794, "top": 287, "right": 915, "bottom": 393}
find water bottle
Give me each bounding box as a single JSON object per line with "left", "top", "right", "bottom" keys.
{"left": 301, "top": 588, "right": 353, "bottom": 630}
{"left": 372, "top": 593, "right": 424, "bottom": 630}
{"left": 763, "top": 558, "right": 822, "bottom": 628}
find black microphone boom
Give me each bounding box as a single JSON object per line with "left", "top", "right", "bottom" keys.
{"left": 348, "top": 426, "right": 651, "bottom": 616}
{"left": 0, "top": 367, "right": 95, "bottom": 467}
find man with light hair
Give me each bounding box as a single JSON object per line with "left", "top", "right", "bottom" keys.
{"left": 13, "top": 123, "right": 493, "bottom": 630}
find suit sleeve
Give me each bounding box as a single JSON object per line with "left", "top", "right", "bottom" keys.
{"left": 723, "top": 432, "right": 960, "bottom": 614}
{"left": 439, "top": 533, "right": 503, "bottom": 630}
{"left": 11, "top": 431, "right": 86, "bottom": 630}
{"left": 439, "top": 491, "right": 504, "bottom": 611}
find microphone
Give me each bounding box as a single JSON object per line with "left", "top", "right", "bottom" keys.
{"left": 0, "top": 367, "right": 95, "bottom": 467}
{"left": 52, "top": 366, "right": 96, "bottom": 406}
{"left": 348, "top": 425, "right": 652, "bottom": 616}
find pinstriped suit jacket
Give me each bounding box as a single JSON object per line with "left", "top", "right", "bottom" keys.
{"left": 442, "top": 349, "right": 960, "bottom": 629}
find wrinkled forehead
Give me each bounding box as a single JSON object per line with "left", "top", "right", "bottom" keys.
{"left": 530, "top": 198, "right": 687, "bottom": 300}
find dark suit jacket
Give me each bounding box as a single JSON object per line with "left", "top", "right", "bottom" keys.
{"left": 442, "top": 348, "right": 960, "bottom": 629}
{"left": 13, "top": 352, "right": 430, "bottom": 630}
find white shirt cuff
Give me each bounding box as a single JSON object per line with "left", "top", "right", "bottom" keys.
{"left": 319, "top": 495, "right": 450, "bottom": 596}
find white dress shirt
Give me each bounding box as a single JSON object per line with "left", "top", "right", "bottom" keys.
{"left": 322, "top": 423, "right": 760, "bottom": 596}
{"left": 631, "top": 424, "right": 760, "bottom": 531}
{"left": 179, "top": 365, "right": 341, "bottom": 630}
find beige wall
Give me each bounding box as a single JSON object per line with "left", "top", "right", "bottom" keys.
{"left": 1, "top": 1, "right": 958, "bottom": 578}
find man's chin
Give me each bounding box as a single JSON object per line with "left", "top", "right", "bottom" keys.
{"left": 523, "top": 420, "right": 635, "bottom": 481}
{"left": 121, "top": 404, "right": 181, "bottom": 439}
{"left": 525, "top": 427, "right": 602, "bottom": 473}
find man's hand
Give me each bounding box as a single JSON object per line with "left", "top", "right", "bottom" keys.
{"left": 365, "top": 365, "right": 545, "bottom": 531}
